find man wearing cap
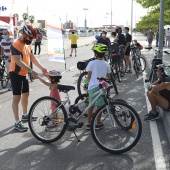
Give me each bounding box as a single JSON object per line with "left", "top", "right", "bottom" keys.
{"left": 124, "top": 27, "right": 132, "bottom": 73}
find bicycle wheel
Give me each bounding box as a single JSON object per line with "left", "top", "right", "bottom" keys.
{"left": 74, "top": 93, "right": 89, "bottom": 116}
{"left": 151, "top": 69, "right": 157, "bottom": 83}
{"left": 1, "top": 69, "right": 9, "bottom": 88}
{"left": 134, "top": 56, "right": 146, "bottom": 74}
{"left": 110, "top": 72, "right": 118, "bottom": 95}
{"left": 28, "top": 96, "right": 68, "bottom": 143}
{"left": 115, "top": 60, "right": 121, "bottom": 83}
{"left": 91, "top": 101, "right": 142, "bottom": 154}
{"left": 77, "top": 71, "right": 88, "bottom": 96}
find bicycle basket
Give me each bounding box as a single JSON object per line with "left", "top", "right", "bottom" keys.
{"left": 77, "top": 61, "right": 88, "bottom": 70}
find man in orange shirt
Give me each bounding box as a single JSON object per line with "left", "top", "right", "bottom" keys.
{"left": 9, "top": 25, "right": 47, "bottom": 132}
{"left": 69, "top": 31, "right": 78, "bottom": 57}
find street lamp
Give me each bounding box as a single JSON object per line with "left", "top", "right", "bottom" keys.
{"left": 83, "top": 8, "right": 88, "bottom": 30}
{"left": 131, "top": 0, "right": 134, "bottom": 35}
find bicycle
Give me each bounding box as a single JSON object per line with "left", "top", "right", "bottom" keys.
{"left": 0, "top": 55, "right": 10, "bottom": 88}
{"left": 77, "top": 57, "right": 118, "bottom": 96}
{"left": 145, "top": 47, "right": 170, "bottom": 83}
{"left": 130, "top": 44, "right": 146, "bottom": 78}
{"left": 109, "top": 44, "right": 126, "bottom": 83}
{"left": 28, "top": 77, "right": 142, "bottom": 154}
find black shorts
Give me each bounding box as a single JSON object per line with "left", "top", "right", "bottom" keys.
{"left": 9, "top": 72, "right": 29, "bottom": 95}
{"left": 71, "top": 44, "right": 77, "bottom": 48}
{"left": 125, "top": 48, "right": 131, "bottom": 55}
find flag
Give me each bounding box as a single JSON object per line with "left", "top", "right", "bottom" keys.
{"left": 46, "top": 18, "right": 65, "bottom": 63}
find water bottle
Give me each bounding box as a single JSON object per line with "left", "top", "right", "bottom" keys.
{"left": 145, "top": 82, "right": 151, "bottom": 89}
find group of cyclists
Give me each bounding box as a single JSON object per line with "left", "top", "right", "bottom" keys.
{"left": 93, "top": 26, "right": 133, "bottom": 74}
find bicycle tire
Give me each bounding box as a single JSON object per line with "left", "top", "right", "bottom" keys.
{"left": 74, "top": 93, "right": 88, "bottom": 115}
{"left": 77, "top": 71, "right": 88, "bottom": 96}
{"left": 91, "top": 101, "right": 142, "bottom": 154}
{"left": 134, "top": 56, "right": 146, "bottom": 74}
{"left": 110, "top": 72, "right": 119, "bottom": 95}
{"left": 115, "top": 60, "right": 121, "bottom": 83}
{"left": 28, "top": 96, "right": 68, "bottom": 143}
{"left": 1, "top": 69, "right": 9, "bottom": 88}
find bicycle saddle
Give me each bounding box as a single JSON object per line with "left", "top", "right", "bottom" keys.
{"left": 57, "top": 84, "right": 75, "bottom": 91}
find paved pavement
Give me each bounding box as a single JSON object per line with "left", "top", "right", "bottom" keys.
{"left": 34, "top": 32, "right": 170, "bottom": 144}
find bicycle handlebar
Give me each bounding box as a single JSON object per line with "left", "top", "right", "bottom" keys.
{"left": 97, "top": 77, "right": 110, "bottom": 83}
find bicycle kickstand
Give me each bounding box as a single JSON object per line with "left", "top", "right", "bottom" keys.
{"left": 73, "top": 131, "right": 81, "bottom": 143}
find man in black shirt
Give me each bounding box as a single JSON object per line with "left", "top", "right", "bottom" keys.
{"left": 124, "top": 27, "right": 132, "bottom": 73}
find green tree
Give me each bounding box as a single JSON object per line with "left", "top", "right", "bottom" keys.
{"left": 13, "top": 13, "right": 19, "bottom": 20}
{"left": 22, "top": 13, "right": 28, "bottom": 24}
{"left": 29, "top": 15, "right": 35, "bottom": 26}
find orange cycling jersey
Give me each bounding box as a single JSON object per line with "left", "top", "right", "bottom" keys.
{"left": 9, "top": 39, "right": 32, "bottom": 76}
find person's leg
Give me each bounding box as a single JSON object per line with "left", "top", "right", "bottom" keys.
{"left": 124, "top": 55, "right": 131, "bottom": 72}
{"left": 34, "top": 43, "right": 37, "bottom": 54}
{"left": 21, "top": 92, "right": 29, "bottom": 114}
{"left": 12, "top": 95, "right": 21, "bottom": 121}
{"left": 38, "top": 42, "right": 41, "bottom": 54}
{"left": 147, "top": 91, "right": 169, "bottom": 112}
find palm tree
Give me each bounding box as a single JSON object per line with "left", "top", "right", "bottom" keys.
{"left": 22, "top": 13, "right": 28, "bottom": 24}
{"left": 13, "top": 13, "right": 19, "bottom": 20}
{"left": 29, "top": 15, "right": 35, "bottom": 26}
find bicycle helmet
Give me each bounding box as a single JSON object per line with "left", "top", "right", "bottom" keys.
{"left": 22, "top": 25, "right": 38, "bottom": 39}
{"left": 92, "top": 43, "right": 108, "bottom": 53}
{"left": 47, "top": 70, "right": 62, "bottom": 77}
{"left": 95, "top": 35, "right": 100, "bottom": 39}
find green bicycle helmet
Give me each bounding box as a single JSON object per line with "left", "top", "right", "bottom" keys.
{"left": 92, "top": 43, "right": 108, "bottom": 53}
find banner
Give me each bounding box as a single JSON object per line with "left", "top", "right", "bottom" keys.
{"left": 46, "top": 18, "right": 65, "bottom": 63}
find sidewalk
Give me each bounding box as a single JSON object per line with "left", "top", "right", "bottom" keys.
{"left": 133, "top": 32, "right": 170, "bottom": 143}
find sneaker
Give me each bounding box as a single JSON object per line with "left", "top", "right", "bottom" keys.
{"left": 69, "top": 54, "right": 72, "bottom": 57}
{"left": 128, "top": 70, "right": 132, "bottom": 73}
{"left": 95, "top": 122, "right": 104, "bottom": 130}
{"left": 22, "top": 114, "right": 37, "bottom": 121}
{"left": 144, "top": 111, "right": 160, "bottom": 121}
{"left": 75, "top": 55, "right": 77, "bottom": 57}
{"left": 14, "top": 121, "right": 28, "bottom": 132}
{"left": 86, "top": 124, "right": 91, "bottom": 130}
{"left": 8, "top": 86, "right": 12, "bottom": 91}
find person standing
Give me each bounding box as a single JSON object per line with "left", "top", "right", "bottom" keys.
{"left": 69, "top": 31, "right": 78, "bottom": 57}
{"left": 97, "top": 30, "right": 111, "bottom": 49}
{"left": 0, "top": 30, "right": 14, "bottom": 91}
{"left": 147, "top": 28, "right": 155, "bottom": 48}
{"left": 165, "top": 28, "right": 170, "bottom": 47}
{"left": 34, "top": 29, "right": 42, "bottom": 55}
{"left": 9, "top": 25, "right": 47, "bottom": 132}
{"left": 124, "top": 27, "right": 132, "bottom": 73}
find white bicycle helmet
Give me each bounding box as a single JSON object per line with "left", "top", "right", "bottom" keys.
{"left": 22, "top": 25, "right": 38, "bottom": 39}
{"left": 47, "top": 70, "right": 62, "bottom": 77}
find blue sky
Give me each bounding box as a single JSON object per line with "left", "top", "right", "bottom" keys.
{"left": 1, "top": 0, "right": 147, "bottom": 27}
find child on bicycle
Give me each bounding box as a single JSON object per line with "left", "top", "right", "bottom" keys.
{"left": 85, "top": 43, "right": 111, "bottom": 130}
{"left": 38, "top": 70, "right": 62, "bottom": 127}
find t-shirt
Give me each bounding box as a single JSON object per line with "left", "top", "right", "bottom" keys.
{"left": 125, "top": 33, "right": 132, "bottom": 45}
{"left": 9, "top": 39, "right": 32, "bottom": 76}
{"left": 165, "top": 29, "right": 170, "bottom": 37}
{"left": 86, "top": 59, "right": 111, "bottom": 90}
{"left": 117, "top": 33, "right": 125, "bottom": 46}
{"left": 97, "top": 37, "right": 111, "bottom": 48}
{"left": 0, "top": 38, "right": 13, "bottom": 57}
{"left": 35, "top": 32, "right": 42, "bottom": 42}
{"left": 148, "top": 31, "right": 154, "bottom": 39}
{"left": 69, "top": 34, "right": 78, "bottom": 44}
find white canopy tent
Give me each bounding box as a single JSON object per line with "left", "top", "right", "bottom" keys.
{"left": 0, "top": 20, "right": 10, "bottom": 29}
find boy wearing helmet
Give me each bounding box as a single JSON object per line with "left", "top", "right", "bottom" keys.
{"left": 86, "top": 43, "right": 111, "bottom": 130}
{"left": 9, "top": 25, "right": 48, "bottom": 132}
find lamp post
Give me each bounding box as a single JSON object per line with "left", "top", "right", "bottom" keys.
{"left": 131, "top": 0, "right": 134, "bottom": 35}
{"left": 111, "top": 0, "right": 112, "bottom": 28}
{"left": 83, "top": 8, "right": 88, "bottom": 30}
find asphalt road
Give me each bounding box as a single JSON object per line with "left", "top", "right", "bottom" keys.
{"left": 0, "top": 33, "right": 170, "bottom": 170}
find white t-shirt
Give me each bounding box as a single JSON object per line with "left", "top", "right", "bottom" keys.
{"left": 165, "top": 29, "right": 170, "bottom": 36}
{"left": 86, "top": 59, "right": 111, "bottom": 90}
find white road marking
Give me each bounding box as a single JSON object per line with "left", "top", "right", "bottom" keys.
{"left": 143, "top": 71, "right": 166, "bottom": 170}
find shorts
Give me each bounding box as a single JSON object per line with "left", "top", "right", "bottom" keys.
{"left": 88, "top": 86, "right": 105, "bottom": 107}
{"left": 125, "top": 48, "right": 131, "bottom": 56}
{"left": 148, "top": 38, "right": 153, "bottom": 43}
{"left": 71, "top": 44, "right": 77, "bottom": 48}
{"left": 9, "top": 72, "right": 29, "bottom": 95}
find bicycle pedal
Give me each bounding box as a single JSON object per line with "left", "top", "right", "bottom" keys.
{"left": 77, "top": 122, "right": 84, "bottom": 128}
